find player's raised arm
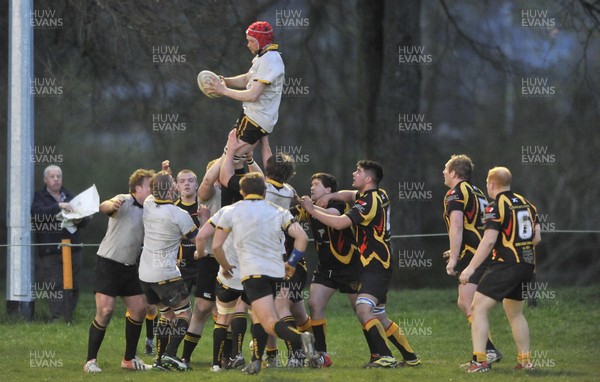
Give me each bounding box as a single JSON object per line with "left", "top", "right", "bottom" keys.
{"left": 219, "top": 130, "right": 245, "bottom": 186}
{"left": 244, "top": 148, "right": 263, "bottom": 175}
{"left": 315, "top": 190, "right": 357, "bottom": 208}
{"left": 99, "top": 195, "right": 124, "bottom": 215}
{"left": 301, "top": 196, "right": 353, "bottom": 230}
{"left": 198, "top": 156, "right": 223, "bottom": 202}
{"left": 161, "top": 159, "right": 172, "bottom": 175}
{"left": 260, "top": 135, "right": 272, "bottom": 168}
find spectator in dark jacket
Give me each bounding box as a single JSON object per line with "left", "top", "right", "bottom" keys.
{"left": 31, "top": 165, "right": 88, "bottom": 322}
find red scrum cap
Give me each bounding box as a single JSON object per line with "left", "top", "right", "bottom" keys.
{"left": 246, "top": 21, "right": 274, "bottom": 49}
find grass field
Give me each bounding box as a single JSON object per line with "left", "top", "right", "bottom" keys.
{"left": 2, "top": 285, "right": 600, "bottom": 382}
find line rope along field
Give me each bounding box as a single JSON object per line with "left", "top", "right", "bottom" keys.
{"left": 1, "top": 230, "right": 598, "bottom": 247}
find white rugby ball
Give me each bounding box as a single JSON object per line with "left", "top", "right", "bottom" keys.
{"left": 197, "top": 70, "right": 222, "bottom": 99}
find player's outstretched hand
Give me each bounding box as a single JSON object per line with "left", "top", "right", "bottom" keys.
{"left": 205, "top": 76, "right": 226, "bottom": 95}
{"left": 161, "top": 160, "right": 172, "bottom": 175}
{"left": 300, "top": 196, "right": 315, "bottom": 214}
{"left": 225, "top": 129, "right": 244, "bottom": 153}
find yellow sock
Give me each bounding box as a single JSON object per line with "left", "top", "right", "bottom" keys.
{"left": 474, "top": 352, "right": 487, "bottom": 363}
{"left": 518, "top": 352, "right": 531, "bottom": 364}
{"left": 385, "top": 322, "right": 415, "bottom": 353}
{"left": 297, "top": 316, "right": 312, "bottom": 332}
{"left": 311, "top": 318, "right": 326, "bottom": 332}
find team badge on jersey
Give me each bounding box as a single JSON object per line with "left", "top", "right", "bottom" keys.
{"left": 355, "top": 199, "right": 367, "bottom": 213}
{"left": 484, "top": 205, "right": 495, "bottom": 221}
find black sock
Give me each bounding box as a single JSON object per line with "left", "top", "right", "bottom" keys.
{"left": 312, "top": 319, "right": 327, "bottom": 353}
{"left": 273, "top": 319, "right": 300, "bottom": 342}
{"left": 155, "top": 317, "right": 170, "bottom": 358}
{"left": 274, "top": 319, "right": 302, "bottom": 354}
{"left": 165, "top": 317, "right": 190, "bottom": 357}
{"left": 213, "top": 323, "right": 228, "bottom": 366}
{"left": 224, "top": 331, "right": 233, "bottom": 360}
{"left": 124, "top": 315, "right": 143, "bottom": 361}
{"left": 146, "top": 313, "right": 157, "bottom": 340}
{"left": 181, "top": 331, "right": 201, "bottom": 362}
{"left": 364, "top": 319, "right": 392, "bottom": 357}
{"left": 486, "top": 338, "right": 497, "bottom": 352}
{"left": 280, "top": 316, "right": 300, "bottom": 358}
{"left": 266, "top": 347, "right": 278, "bottom": 358}
{"left": 87, "top": 320, "right": 107, "bottom": 361}
{"left": 362, "top": 328, "right": 377, "bottom": 356}
{"left": 251, "top": 323, "right": 268, "bottom": 362}
{"left": 231, "top": 313, "right": 247, "bottom": 356}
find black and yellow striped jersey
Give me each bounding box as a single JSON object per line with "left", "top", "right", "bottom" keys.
{"left": 174, "top": 197, "right": 199, "bottom": 262}
{"left": 443, "top": 181, "right": 488, "bottom": 260}
{"left": 484, "top": 191, "right": 538, "bottom": 264}
{"left": 291, "top": 201, "right": 360, "bottom": 271}
{"left": 345, "top": 188, "right": 392, "bottom": 271}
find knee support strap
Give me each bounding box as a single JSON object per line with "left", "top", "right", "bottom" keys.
{"left": 373, "top": 304, "right": 386, "bottom": 315}
{"left": 356, "top": 296, "right": 376, "bottom": 308}
{"left": 216, "top": 301, "right": 237, "bottom": 315}
{"left": 173, "top": 302, "right": 191, "bottom": 316}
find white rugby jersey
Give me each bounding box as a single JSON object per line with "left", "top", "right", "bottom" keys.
{"left": 201, "top": 185, "right": 222, "bottom": 255}
{"left": 243, "top": 45, "right": 284, "bottom": 133}
{"left": 265, "top": 179, "right": 295, "bottom": 255}
{"left": 265, "top": 179, "right": 295, "bottom": 209}
{"left": 215, "top": 195, "right": 294, "bottom": 280}
{"left": 139, "top": 195, "right": 198, "bottom": 283}
{"left": 209, "top": 205, "right": 242, "bottom": 290}
{"left": 97, "top": 194, "right": 144, "bottom": 265}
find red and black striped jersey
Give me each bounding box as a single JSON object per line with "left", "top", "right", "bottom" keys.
{"left": 484, "top": 191, "right": 538, "bottom": 264}
{"left": 443, "top": 181, "right": 488, "bottom": 260}
{"left": 345, "top": 188, "right": 392, "bottom": 271}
